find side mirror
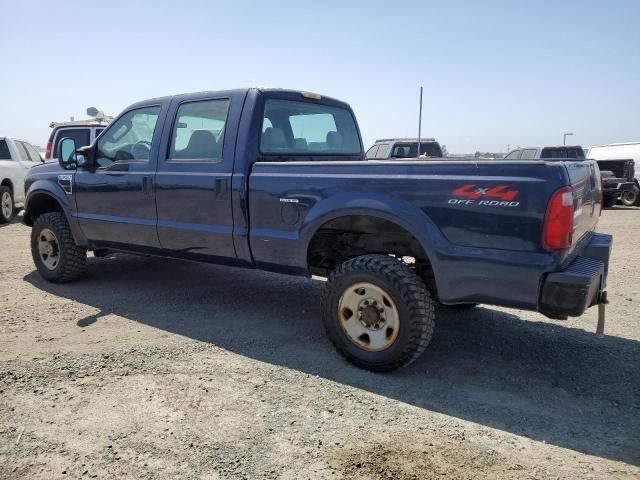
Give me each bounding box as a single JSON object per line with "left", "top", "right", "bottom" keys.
{"left": 58, "top": 137, "right": 78, "bottom": 170}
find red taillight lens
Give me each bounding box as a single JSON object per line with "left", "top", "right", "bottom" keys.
{"left": 45, "top": 141, "right": 52, "bottom": 159}
{"left": 543, "top": 186, "right": 574, "bottom": 251}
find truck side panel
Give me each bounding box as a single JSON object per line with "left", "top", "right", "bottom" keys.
{"left": 248, "top": 160, "right": 571, "bottom": 309}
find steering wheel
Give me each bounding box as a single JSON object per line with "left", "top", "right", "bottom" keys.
{"left": 131, "top": 141, "right": 151, "bottom": 159}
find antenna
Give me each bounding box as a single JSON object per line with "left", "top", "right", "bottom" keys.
{"left": 418, "top": 86, "right": 423, "bottom": 157}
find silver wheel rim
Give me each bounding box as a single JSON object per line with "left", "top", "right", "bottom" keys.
{"left": 38, "top": 228, "right": 60, "bottom": 270}
{"left": 1, "top": 191, "right": 11, "bottom": 218}
{"left": 338, "top": 282, "right": 400, "bottom": 352}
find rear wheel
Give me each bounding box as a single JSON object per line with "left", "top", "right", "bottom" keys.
{"left": 321, "top": 254, "right": 435, "bottom": 372}
{"left": 621, "top": 186, "right": 639, "bottom": 207}
{"left": 0, "top": 186, "right": 14, "bottom": 223}
{"left": 31, "top": 212, "right": 86, "bottom": 282}
{"left": 603, "top": 195, "right": 618, "bottom": 208}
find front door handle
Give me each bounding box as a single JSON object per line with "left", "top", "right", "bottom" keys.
{"left": 142, "top": 176, "right": 153, "bottom": 197}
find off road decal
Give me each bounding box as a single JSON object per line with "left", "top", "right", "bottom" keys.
{"left": 449, "top": 184, "right": 520, "bottom": 207}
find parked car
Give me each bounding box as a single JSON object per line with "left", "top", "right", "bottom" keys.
{"left": 504, "top": 145, "right": 634, "bottom": 207}
{"left": 45, "top": 119, "right": 109, "bottom": 163}
{"left": 366, "top": 138, "right": 443, "bottom": 159}
{"left": 0, "top": 137, "right": 43, "bottom": 222}
{"left": 585, "top": 142, "right": 640, "bottom": 206}
{"left": 23, "top": 88, "right": 611, "bottom": 372}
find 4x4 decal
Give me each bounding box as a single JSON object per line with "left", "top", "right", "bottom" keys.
{"left": 449, "top": 184, "right": 520, "bottom": 207}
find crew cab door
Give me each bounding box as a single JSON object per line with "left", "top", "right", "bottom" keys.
{"left": 153, "top": 92, "right": 243, "bottom": 263}
{"left": 74, "top": 104, "right": 165, "bottom": 250}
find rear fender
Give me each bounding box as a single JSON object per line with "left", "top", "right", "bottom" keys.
{"left": 301, "top": 192, "right": 446, "bottom": 275}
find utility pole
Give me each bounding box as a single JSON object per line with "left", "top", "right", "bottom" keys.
{"left": 563, "top": 132, "right": 574, "bottom": 145}
{"left": 418, "top": 87, "right": 423, "bottom": 157}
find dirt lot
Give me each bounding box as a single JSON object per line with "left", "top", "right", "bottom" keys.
{"left": 0, "top": 208, "right": 638, "bottom": 479}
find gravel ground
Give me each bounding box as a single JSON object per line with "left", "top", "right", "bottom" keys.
{"left": 0, "top": 208, "right": 638, "bottom": 479}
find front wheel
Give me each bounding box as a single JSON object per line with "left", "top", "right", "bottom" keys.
{"left": 0, "top": 186, "right": 14, "bottom": 223}
{"left": 621, "top": 186, "right": 639, "bottom": 207}
{"left": 31, "top": 212, "right": 87, "bottom": 282}
{"left": 321, "top": 255, "right": 435, "bottom": 372}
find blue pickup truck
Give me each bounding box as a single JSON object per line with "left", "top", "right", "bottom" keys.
{"left": 23, "top": 88, "right": 612, "bottom": 371}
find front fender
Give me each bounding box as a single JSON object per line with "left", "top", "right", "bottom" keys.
{"left": 24, "top": 178, "right": 87, "bottom": 246}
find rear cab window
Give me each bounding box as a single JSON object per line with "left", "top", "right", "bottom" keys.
{"left": 391, "top": 142, "right": 442, "bottom": 158}
{"left": 260, "top": 99, "right": 361, "bottom": 157}
{"left": 541, "top": 147, "right": 585, "bottom": 159}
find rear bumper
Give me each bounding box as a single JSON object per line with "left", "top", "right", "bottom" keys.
{"left": 602, "top": 180, "right": 634, "bottom": 194}
{"left": 539, "top": 233, "right": 612, "bottom": 318}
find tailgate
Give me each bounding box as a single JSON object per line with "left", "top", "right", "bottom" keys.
{"left": 566, "top": 160, "right": 601, "bottom": 248}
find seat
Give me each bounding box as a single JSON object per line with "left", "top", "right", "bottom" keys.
{"left": 326, "top": 131, "right": 343, "bottom": 149}
{"left": 176, "top": 130, "right": 218, "bottom": 159}
{"left": 261, "top": 127, "right": 287, "bottom": 151}
{"left": 293, "top": 138, "right": 308, "bottom": 150}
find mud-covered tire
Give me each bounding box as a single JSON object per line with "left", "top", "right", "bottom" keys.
{"left": 31, "top": 212, "right": 86, "bottom": 282}
{"left": 621, "top": 186, "right": 639, "bottom": 207}
{"left": 321, "top": 254, "right": 435, "bottom": 372}
{"left": 0, "top": 186, "right": 14, "bottom": 223}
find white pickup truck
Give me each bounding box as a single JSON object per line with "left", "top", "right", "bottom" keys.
{"left": 0, "top": 137, "right": 43, "bottom": 222}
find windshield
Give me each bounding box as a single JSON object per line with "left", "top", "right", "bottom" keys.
{"left": 391, "top": 142, "right": 442, "bottom": 158}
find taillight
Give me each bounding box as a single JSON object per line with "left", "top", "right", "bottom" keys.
{"left": 543, "top": 186, "right": 574, "bottom": 251}
{"left": 45, "top": 141, "right": 52, "bottom": 159}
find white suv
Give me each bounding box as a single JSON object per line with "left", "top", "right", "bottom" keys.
{"left": 0, "top": 137, "right": 43, "bottom": 222}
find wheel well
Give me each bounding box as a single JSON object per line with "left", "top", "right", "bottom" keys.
{"left": 1, "top": 179, "right": 13, "bottom": 192}
{"left": 24, "top": 193, "right": 64, "bottom": 226}
{"left": 307, "top": 215, "right": 437, "bottom": 294}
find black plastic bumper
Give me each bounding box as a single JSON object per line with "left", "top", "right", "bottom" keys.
{"left": 539, "top": 233, "right": 612, "bottom": 318}
{"left": 603, "top": 180, "right": 634, "bottom": 194}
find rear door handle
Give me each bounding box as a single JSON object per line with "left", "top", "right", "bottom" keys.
{"left": 142, "top": 176, "right": 153, "bottom": 197}
{"left": 215, "top": 177, "right": 227, "bottom": 197}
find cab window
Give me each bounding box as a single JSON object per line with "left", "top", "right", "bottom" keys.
{"left": 504, "top": 150, "right": 522, "bottom": 159}
{"left": 260, "top": 99, "right": 360, "bottom": 156}
{"left": 169, "top": 99, "right": 230, "bottom": 161}
{"left": 365, "top": 145, "right": 379, "bottom": 159}
{"left": 96, "top": 106, "right": 160, "bottom": 168}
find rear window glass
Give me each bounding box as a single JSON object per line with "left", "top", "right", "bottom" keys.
{"left": 0, "top": 140, "right": 11, "bottom": 160}
{"left": 541, "top": 147, "right": 585, "bottom": 159}
{"left": 169, "top": 99, "right": 230, "bottom": 160}
{"left": 260, "top": 99, "right": 360, "bottom": 156}
{"left": 53, "top": 128, "right": 90, "bottom": 158}
{"left": 391, "top": 142, "right": 442, "bottom": 158}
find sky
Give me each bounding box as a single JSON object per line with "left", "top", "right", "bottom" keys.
{"left": 1, "top": 0, "right": 639, "bottom": 153}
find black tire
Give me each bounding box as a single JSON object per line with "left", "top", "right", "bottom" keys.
{"left": 321, "top": 254, "right": 435, "bottom": 372}
{"left": 31, "top": 212, "right": 86, "bottom": 282}
{"left": 0, "top": 186, "right": 14, "bottom": 223}
{"left": 620, "top": 186, "right": 639, "bottom": 207}
{"left": 603, "top": 195, "right": 618, "bottom": 208}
